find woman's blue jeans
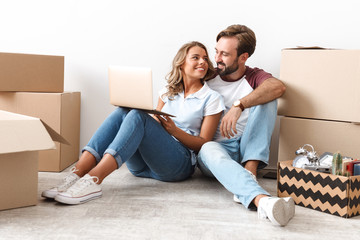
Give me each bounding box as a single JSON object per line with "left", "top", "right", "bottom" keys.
{"left": 83, "top": 107, "right": 194, "bottom": 182}
{"left": 197, "top": 100, "right": 277, "bottom": 209}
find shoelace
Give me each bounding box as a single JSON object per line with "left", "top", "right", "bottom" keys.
{"left": 67, "top": 175, "right": 100, "bottom": 195}
{"left": 59, "top": 167, "right": 79, "bottom": 189}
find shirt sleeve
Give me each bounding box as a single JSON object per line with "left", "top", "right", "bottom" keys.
{"left": 204, "top": 91, "right": 225, "bottom": 116}
{"left": 158, "top": 87, "right": 168, "bottom": 103}
{"left": 245, "top": 67, "right": 273, "bottom": 89}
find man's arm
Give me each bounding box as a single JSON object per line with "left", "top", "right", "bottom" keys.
{"left": 220, "top": 77, "right": 285, "bottom": 139}
{"left": 240, "top": 77, "right": 286, "bottom": 109}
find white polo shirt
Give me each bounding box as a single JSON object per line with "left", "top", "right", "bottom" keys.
{"left": 159, "top": 82, "right": 225, "bottom": 164}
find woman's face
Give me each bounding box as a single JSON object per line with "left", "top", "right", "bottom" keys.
{"left": 181, "top": 46, "right": 209, "bottom": 81}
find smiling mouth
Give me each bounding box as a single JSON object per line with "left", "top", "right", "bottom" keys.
{"left": 217, "top": 63, "right": 225, "bottom": 68}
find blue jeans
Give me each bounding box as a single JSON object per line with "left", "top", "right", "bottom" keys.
{"left": 83, "top": 108, "right": 194, "bottom": 182}
{"left": 197, "top": 100, "right": 277, "bottom": 209}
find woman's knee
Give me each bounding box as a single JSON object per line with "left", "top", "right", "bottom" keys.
{"left": 114, "top": 107, "right": 129, "bottom": 117}
{"left": 107, "top": 107, "right": 129, "bottom": 123}
{"left": 126, "top": 109, "right": 147, "bottom": 120}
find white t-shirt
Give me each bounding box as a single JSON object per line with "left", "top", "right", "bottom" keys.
{"left": 159, "top": 82, "right": 225, "bottom": 164}
{"left": 207, "top": 66, "right": 273, "bottom": 141}
{"left": 207, "top": 75, "right": 252, "bottom": 141}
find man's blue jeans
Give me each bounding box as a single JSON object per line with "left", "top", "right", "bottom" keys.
{"left": 83, "top": 108, "right": 194, "bottom": 182}
{"left": 197, "top": 100, "right": 277, "bottom": 209}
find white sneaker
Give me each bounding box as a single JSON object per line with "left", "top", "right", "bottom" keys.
{"left": 258, "top": 197, "right": 295, "bottom": 226}
{"left": 233, "top": 195, "right": 241, "bottom": 203}
{"left": 41, "top": 167, "right": 80, "bottom": 199}
{"left": 54, "top": 174, "right": 102, "bottom": 205}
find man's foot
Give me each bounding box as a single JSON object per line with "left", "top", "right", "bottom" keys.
{"left": 54, "top": 174, "right": 102, "bottom": 205}
{"left": 257, "top": 197, "right": 295, "bottom": 226}
{"left": 41, "top": 167, "right": 80, "bottom": 199}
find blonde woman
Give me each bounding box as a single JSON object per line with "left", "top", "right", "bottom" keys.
{"left": 42, "top": 41, "right": 225, "bottom": 205}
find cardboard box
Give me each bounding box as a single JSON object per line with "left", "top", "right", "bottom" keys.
{"left": 0, "top": 110, "right": 64, "bottom": 211}
{"left": 0, "top": 52, "right": 64, "bottom": 92}
{"left": 0, "top": 92, "right": 81, "bottom": 172}
{"left": 277, "top": 160, "right": 360, "bottom": 218}
{"left": 278, "top": 117, "right": 360, "bottom": 162}
{"left": 278, "top": 49, "right": 360, "bottom": 123}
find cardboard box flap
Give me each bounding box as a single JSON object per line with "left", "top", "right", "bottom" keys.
{"left": 0, "top": 110, "right": 55, "bottom": 154}
{"left": 41, "top": 120, "right": 70, "bottom": 145}
{"left": 283, "top": 46, "right": 333, "bottom": 50}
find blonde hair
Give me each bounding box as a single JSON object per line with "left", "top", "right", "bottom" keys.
{"left": 164, "top": 41, "right": 215, "bottom": 99}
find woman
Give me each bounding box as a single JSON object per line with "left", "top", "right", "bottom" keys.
{"left": 42, "top": 41, "right": 225, "bottom": 205}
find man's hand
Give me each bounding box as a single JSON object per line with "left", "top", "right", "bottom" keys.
{"left": 220, "top": 106, "right": 242, "bottom": 138}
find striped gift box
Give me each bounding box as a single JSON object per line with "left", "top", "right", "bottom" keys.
{"left": 277, "top": 160, "right": 360, "bottom": 218}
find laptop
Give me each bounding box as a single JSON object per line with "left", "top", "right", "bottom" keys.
{"left": 108, "top": 66, "right": 174, "bottom": 117}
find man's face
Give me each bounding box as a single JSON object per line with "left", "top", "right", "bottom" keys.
{"left": 215, "top": 37, "right": 239, "bottom": 76}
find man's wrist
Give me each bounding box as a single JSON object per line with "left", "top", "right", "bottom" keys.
{"left": 233, "top": 99, "right": 245, "bottom": 111}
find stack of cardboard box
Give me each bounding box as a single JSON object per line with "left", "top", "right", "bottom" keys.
{"left": 0, "top": 52, "right": 81, "bottom": 210}
{"left": 276, "top": 48, "right": 360, "bottom": 218}
{"left": 0, "top": 52, "right": 81, "bottom": 172}
{"left": 277, "top": 49, "right": 360, "bottom": 160}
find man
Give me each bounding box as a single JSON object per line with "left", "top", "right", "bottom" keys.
{"left": 197, "top": 24, "right": 295, "bottom": 226}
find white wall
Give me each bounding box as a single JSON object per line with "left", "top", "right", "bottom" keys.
{"left": 1, "top": 0, "right": 359, "bottom": 165}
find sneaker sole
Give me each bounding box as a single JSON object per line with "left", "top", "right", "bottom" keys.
{"left": 284, "top": 197, "right": 295, "bottom": 221}
{"left": 55, "top": 191, "right": 103, "bottom": 205}
{"left": 41, "top": 191, "right": 58, "bottom": 199}
{"left": 267, "top": 199, "right": 288, "bottom": 226}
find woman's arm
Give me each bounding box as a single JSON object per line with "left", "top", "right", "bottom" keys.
{"left": 156, "top": 112, "right": 222, "bottom": 152}
{"left": 152, "top": 97, "right": 165, "bottom": 123}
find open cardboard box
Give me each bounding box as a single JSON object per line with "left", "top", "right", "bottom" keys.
{"left": 0, "top": 91, "right": 81, "bottom": 172}
{"left": 278, "top": 116, "right": 360, "bottom": 162}
{"left": 277, "top": 160, "right": 360, "bottom": 218}
{"left": 0, "top": 110, "right": 67, "bottom": 211}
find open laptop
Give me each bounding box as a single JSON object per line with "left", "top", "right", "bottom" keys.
{"left": 108, "top": 66, "right": 174, "bottom": 117}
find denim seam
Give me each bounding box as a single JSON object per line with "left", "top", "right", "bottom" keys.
{"left": 243, "top": 191, "right": 270, "bottom": 209}
{"left": 104, "top": 148, "right": 123, "bottom": 167}
{"left": 155, "top": 156, "right": 192, "bottom": 180}
{"left": 115, "top": 110, "right": 147, "bottom": 163}
{"left": 121, "top": 111, "right": 191, "bottom": 166}
{"left": 82, "top": 146, "right": 102, "bottom": 163}
{"left": 200, "top": 149, "right": 267, "bottom": 209}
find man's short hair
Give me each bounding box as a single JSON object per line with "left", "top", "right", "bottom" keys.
{"left": 216, "top": 24, "right": 256, "bottom": 57}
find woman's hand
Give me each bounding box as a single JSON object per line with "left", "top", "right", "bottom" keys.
{"left": 155, "top": 115, "right": 178, "bottom": 135}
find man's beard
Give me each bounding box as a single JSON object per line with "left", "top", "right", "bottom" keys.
{"left": 216, "top": 59, "right": 239, "bottom": 76}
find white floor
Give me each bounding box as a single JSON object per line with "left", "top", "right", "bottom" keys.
{"left": 0, "top": 165, "right": 359, "bottom": 240}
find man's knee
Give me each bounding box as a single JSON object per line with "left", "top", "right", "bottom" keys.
{"left": 200, "top": 141, "right": 220, "bottom": 153}
{"left": 197, "top": 142, "right": 218, "bottom": 175}
{"left": 250, "top": 100, "right": 277, "bottom": 118}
